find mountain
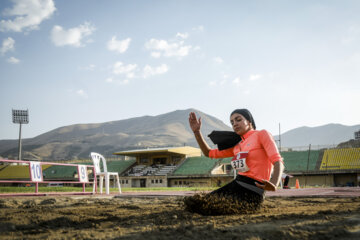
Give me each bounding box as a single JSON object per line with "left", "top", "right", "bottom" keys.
{"left": 0, "top": 109, "right": 232, "bottom": 160}
{"left": 1, "top": 109, "right": 359, "bottom": 160}
{"left": 274, "top": 123, "right": 360, "bottom": 148}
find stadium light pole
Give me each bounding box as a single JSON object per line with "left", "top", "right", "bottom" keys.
{"left": 278, "top": 123, "right": 281, "bottom": 153}
{"left": 12, "top": 109, "right": 29, "bottom": 160}
{"left": 275, "top": 123, "right": 282, "bottom": 153}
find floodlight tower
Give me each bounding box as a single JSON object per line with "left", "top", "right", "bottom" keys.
{"left": 12, "top": 109, "right": 29, "bottom": 160}
{"left": 278, "top": 123, "right": 281, "bottom": 153}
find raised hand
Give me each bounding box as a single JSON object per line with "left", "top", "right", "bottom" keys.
{"left": 188, "top": 112, "right": 201, "bottom": 133}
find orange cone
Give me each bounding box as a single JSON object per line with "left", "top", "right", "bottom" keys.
{"left": 295, "top": 179, "right": 300, "bottom": 189}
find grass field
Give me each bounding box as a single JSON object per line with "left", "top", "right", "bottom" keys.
{"left": 0, "top": 186, "right": 216, "bottom": 193}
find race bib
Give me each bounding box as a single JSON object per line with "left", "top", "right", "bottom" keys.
{"left": 231, "top": 152, "right": 249, "bottom": 172}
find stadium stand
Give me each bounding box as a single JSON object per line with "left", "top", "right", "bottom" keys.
{"left": 141, "top": 165, "right": 159, "bottom": 176}
{"left": 320, "top": 148, "right": 360, "bottom": 170}
{"left": 125, "top": 164, "right": 147, "bottom": 176}
{"left": 0, "top": 165, "right": 51, "bottom": 180}
{"left": 124, "top": 164, "right": 177, "bottom": 177}
{"left": 43, "top": 165, "right": 79, "bottom": 180}
{"left": 0, "top": 165, "right": 7, "bottom": 171}
{"left": 172, "top": 151, "right": 324, "bottom": 177}
{"left": 154, "top": 165, "right": 177, "bottom": 176}
{"left": 172, "top": 150, "right": 323, "bottom": 177}
{"left": 172, "top": 157, "right": 219, "bottom": 175}
{"left": 280, "top": 150, "right": 320, "bottom": 172}
{"left": 43, "top": 159, "right": 136, "bottom": 180}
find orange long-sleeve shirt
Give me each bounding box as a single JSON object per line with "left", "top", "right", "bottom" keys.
{"left": 209, "top": 129, "right": 282, "bottom": 182}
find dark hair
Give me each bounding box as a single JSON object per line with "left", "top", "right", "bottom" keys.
{"left": 230, "top": 109, "right": 256, "bottom": 130}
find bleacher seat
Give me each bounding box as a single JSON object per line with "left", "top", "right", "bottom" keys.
{"left": 126, "top": 165, "right": 147, "bottom": 176}
{"left": 0, "top": 164, "right": 51, "bottom": 180}
{"left": 154, "top": 165, "right": 177, "bottom": 176}
{"left": 320, "top": 148, "right": 360, "bottom": 170}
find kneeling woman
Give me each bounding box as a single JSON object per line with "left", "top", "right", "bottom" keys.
{"left": 187, "top": 109, "right": 284, "bottom": 214}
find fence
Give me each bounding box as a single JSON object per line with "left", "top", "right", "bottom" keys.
{"left": 280, "top": 144, "right": 338, "bottom": 152}
{"left": 0, "top": 159, "right": 96, "bottom": 196}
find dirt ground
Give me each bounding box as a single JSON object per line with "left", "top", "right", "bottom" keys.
{"left": 0, "top": 195, "right": 360, "bottom": 240}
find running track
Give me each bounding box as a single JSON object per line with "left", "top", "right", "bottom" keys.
{"left": 1, "top": 187, "right": 360, "bottom": 198}
{"left": 115, "top": 187, "right": 360, "bottom": 198}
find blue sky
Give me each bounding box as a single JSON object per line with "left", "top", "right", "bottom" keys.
{"left": 1, "top": 0, "right": 360, "bottom": 140}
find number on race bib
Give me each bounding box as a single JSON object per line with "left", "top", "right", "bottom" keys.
{"left": 232, "top": 159, "right": 245, "bottom": 169}
{"left": 231, "top": 151, "right": 250, "bottom": 172}
{"left": 29, "top": 161, "right": 43, "bottom": 182}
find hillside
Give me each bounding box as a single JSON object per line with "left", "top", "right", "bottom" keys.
{"left": 274, "top": 124, "right": 360, "bottom": 148}
{"left": 1, "top": 109, "right": 359, "bottom": 160}
{"left": 0, "top": 109, "right": 231, "bottom": 160}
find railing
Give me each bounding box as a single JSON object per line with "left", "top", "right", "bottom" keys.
{"left": 0, "top": 159, "right": 97, "bottom": 196}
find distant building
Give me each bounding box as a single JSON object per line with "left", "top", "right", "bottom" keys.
{"left": 355, "top": 130, "right": 360, "bottom": 140}
{"left": 4, "top": 146, "right": 359, "bottom": 189}
{"left": 113, "top": 146, "right": 204, "bottom": 188}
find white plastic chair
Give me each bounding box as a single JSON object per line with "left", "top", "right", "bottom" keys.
{"left": 90, "top": 152, "right": 122, "bottom": 195}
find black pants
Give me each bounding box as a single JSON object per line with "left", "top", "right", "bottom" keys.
{"left": 211, "top": 175, "right": 265, "bottom": 207}
{"left": 184, "top": 175, "right": 265, "bottom": 215}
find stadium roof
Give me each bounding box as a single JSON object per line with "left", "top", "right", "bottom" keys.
{"left": 113, "top": 146, "right": 201, "bottom": 157}
{"left": 172, "top": 156, "right": 219, "bottom": 176}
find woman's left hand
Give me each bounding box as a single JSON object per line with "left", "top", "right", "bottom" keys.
{"left": 255, "top": 179, "right": 276, "bottom": 191}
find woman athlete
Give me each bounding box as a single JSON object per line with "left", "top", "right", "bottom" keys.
{"left": 187, "top": 109, "right": 284, "bottom": 213}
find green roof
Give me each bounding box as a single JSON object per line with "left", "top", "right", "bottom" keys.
{"left": 172, "top": 157, "right": 218, "bottom": 175}
{"left": 218, "top": 158, "right": 232, "bottom": 164}
{"left": 107, "top": 159, "right": 136, "bottom": 173}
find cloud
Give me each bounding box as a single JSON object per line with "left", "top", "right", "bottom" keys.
{"left": 112, "top": 61, "right": 137, "bottom": 78}
{"left": 51, "top": 22, "right": 95, "bottom": 47}
{"left": 76, "top": 89, "right": 87, "bottom": 98}
{"left": 232, "top": 77, "right": 242, "bottom": 87}
{"left": 249, "top": 74, "right": 262, "bottom": 81}
{"left": 151, "top": 52, "right": 161, "bottom": 58}
{"left": 213, "top": 57, "right": 223, "bottom": 64}
{"left": 0, "top": 0, "right": 56, "bottom": 32}
{"left": 145, "top": 38, "right": 192, "bottom": 58}
{"left": 7, "top": 56, "right": 20, "bottom": 64}
{"left": 107, "top": 36, "right": 131, "bottom": 53}
{"left": 143, "top": 64, "right": 168, "bottom": 78}
{"left": 0, "top": 37, "right": 15, "bottom": 55}
{"left": 176, "top": 32, "right": 189, "bottom": 39}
